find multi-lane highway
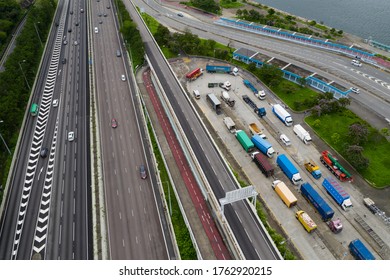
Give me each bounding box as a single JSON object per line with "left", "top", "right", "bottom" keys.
{"left": 0, "top": 0, "right": 91, "bottom": 260}
{"left": 90, "top": 0, "right": 170, "bottom": 259}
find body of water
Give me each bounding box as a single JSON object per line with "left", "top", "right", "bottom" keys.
{"left": 254, "top": 0, "right": 390, "bottom": 46}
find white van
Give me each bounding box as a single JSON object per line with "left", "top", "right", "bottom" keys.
{"left": 280, "top": 134, "right": 291, "bottom": 146}
{"left": 351, "top": 59, "right": 362, "bottom": 67}
{"left": 193, "top": 90, "right": 200, "bottom": 99}
{"left": 94, "top": 27, "right": 98, "bottom": 33}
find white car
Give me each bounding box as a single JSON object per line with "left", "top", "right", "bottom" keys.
{"left": 351, "top": 59, "right": 362, "bottom": 67}
{"left": 68, "top": 131, "right": 75, "bottom": 142}
{"left": 350, "top": 87, "right": 360, "bottom": 94}
{"left": 121, "top": 74, "right": 126, "bottom": 81}
{"left": 280, "top": 134, "right": 291, "bottom": 146}
{"left": 52, "top": 99, "right": 59, "bottom": 107}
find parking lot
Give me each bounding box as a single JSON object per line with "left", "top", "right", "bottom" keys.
{"left": 169, "top": 57, "right": 389, "bottom": 259}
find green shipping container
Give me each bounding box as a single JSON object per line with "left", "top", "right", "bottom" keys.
{"left": 236, "top": 130, "right": 254, "bottom": 152}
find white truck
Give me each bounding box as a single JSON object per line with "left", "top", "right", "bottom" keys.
{"left": 219, "top": 81, "right": 231, "bottom": 91}
{"left": 248, "top": 123, "right": 267, "bottom": 139}
{"left": 223, "top": 117, "right": 236, "bottom": 133}
{"left": 256, "top": 90, "right": 266, "bottom": 100}
{"left": 293, "top": 124, "right": 312, "bottom": 144}
{"left": 220, "top": 91, "right": 235, "bottom": 107}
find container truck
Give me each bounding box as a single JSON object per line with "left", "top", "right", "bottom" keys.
{"left": 243, "top": 80, "right": 266, "bottom": 100}
{"left": 320, "top": 150, "right": 353, "bottom": 182}
{"left": 293, "top": 124, "right": 312, "bottom": 144}
{"left": 304, "top": 160, "right": 322, "bottom": 179}
{"left": 251, "top": 152, "right": 274, "bottom": 177}
{"left": 322, "top": 177, "right": 353, "bottom": 211}
{"left": 206, "top": 93, "right": 221, "bottom": 114}
{"left": 295, "top": 210, "right": 317, "bottom": 233}
{"left": 248, "top": 123, "right": 267, "bottom": 139}
{"left": 185, "top": 68, "right": 203, "bottom": 81}
{"left": 276, "top": 154, "right": 302, "bottom": 185}
{"left": 206, "top": 64, "right": 232, "bottom": 74}
{"left": 300, "top": 182, "right": 334, "bottom": 221}
{"left": 349, "top": 239, "right": 375, "bottom": 260}
{"left": 235, "top": 130, "right": 254, "bottom": 152}
{"left": 272, "top": 104, "right": 293, "bottom": 126}
{"left": 251, "top": 135, "right": 275, "bottom": 158}
{"left": 272, "top": 180, "right": 297, "bottom": 207}
{"left": 223, "top": 117, "right": 236, "bottom": 133}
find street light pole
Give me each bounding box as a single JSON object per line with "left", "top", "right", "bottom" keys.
{"left": 18, "top": 60, "right": 30, "bottom": 90}
{"left": 0, "top": 120, "right": 11, "bottom": 155}
{"left": 34, "top": 22, "right": 43, "bottom": 47}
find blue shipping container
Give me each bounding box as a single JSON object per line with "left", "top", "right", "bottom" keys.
{"left": 349, "top": 239, "right": 375, "bottom": 260}
{"left": 300, "top": 182, "right": 334, "bottom": 221}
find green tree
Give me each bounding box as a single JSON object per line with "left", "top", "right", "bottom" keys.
{"left": 154, "top": 24, "right": 170, "bottom": 46}
{"left": 190, "top": 0, "right": 220, "bottom": 14}
{"left": 313, "top": 119, "right": 321, "bottom": 128}
{"left": 345, "top": 145, "right": 369, "bottom": 170}
{"left": 348, "top": 123, "right": 369, "bottom": 145}
{"left": 331, "top": 133, "right": 340, "bottom": 144}
{"left": 380, "top": 128, "right": 389, "bottom": 136}
{"left": 267, "top": 8, "right": 275, "bottom": 16}
{"left": 258, "top": 64, "right": 282, "bottom": 86}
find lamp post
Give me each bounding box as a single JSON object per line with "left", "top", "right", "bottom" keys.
{"left": 18, "top": 60, "right": 30, "bottom": 90}
{"left": 34, "top": 22, "right": 43, "bottom": 47}
{"left": 0, "top": 120, "right": 11, "bottom": 155}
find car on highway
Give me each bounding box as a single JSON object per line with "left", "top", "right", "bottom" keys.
{"left": 139, "top": 165, "right": 147, "bottom": 179}
{"left": 62, "top": 58, "right": 66, "bottom": 64}
{"left": 68, "top": 28, "right": 72, "bottom": 33}
{"left": 94, "top": 27, "right": 99, "bottom": 33}
{"left": 104, "top": 13, "right": 107, "bottom": 17}
{"left": 68, "top": 131, "right": 75, "bottom": 142}
{"left": 351, "top": 59, "right": 362, "bottom": 67}
{"left": 121, "top": 74, "right": 126, "bottom": 81}
{"left": 98, "top": 13, "right": 102, "bottom": 17}
{"left": 111, "top": 118, "right": 118, "bottom": 128}
{"left": 80, "top": 8, "right": 84, "bottom": 13}
{"left": 70, "top": 10, "right": 73, "bottom": 15}
{"left": 280, "top": 134, "right": 291, "bottom": 146}
{"left": 177, "top": 13, "right": 184, "bottom": 17}
{"left": 106, "top": 5, "right": 110, "bottom": 9}
{"left": 350, "top": 87, "right": 360, "bottom": 94}
{"left": 40, "top": 147, "right": 49, "bottom": 158}
{"left": 75, "top": 22, "right": 79, "bottom": 26}
{"left": 63, "top": 40, "right": 68, "bottom": 45}
{"left": 74, "top": 40, "right": 78, "bottom": 46}
{"left": 99, "top": 20, "right": 103, "bottom": 24}
{"left": 52, "top": 99, "right": 59, "bottom": 107}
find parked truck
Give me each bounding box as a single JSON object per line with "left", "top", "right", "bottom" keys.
{"left": 206, "top": 93, "right": 221, "bottom": 114}
{"left": 236, "top": 130, "right": 254, "bottom": 152}
{"left": 293, "top": 124, "right": 312, "bottom": 144}
{"left": 300, "top": 182, "right": 334, "bottom": 221}
{"left": 243, "top": 80, "right": 266, "bottom": 99}
{"left": 327, "top": 218, "right": 343, "bottom": 233}
{"left": 255, "top": 107, "right": 266, "bottom": 117}
{"left": 220, "top": 91, "right": 235, "bottom": 107}
{"left": 223, "top": 117, "right": 236, "bottom": 133}
{"left": 272, "top": 104, "right": 293, "bottom": 126}
{"left": 206, "top": 64, "right": 232, "bottom": 74}
{"left": 249, "top": 123, "right": 267, "bottom": 139}
{"left": 322, "top": 177, "right": 353, "bottom": 211}
{"left": 349, "top": 239, "right": 376, "bottom": 260}
{"left": 295, "top": 210, "right": 317, "bottom": 233}
{"left": 276, "top": 154, "right": 302, "bottom": 185}
{"left": 304, "top": 160, "right": 322, "bottom": 179}
{"left": 272, "top": 180, "right": 297, "bottom": 207}
{"left": 219, "top": 81, "right": 231, "bottom": 91}
{"left": 320, "top": 150, "right": 353, "bottom": 182}
{"left": 363, "top": 197, "right": 379, "bottom": 214}
{"left": 242, "top": 95, "right": 257, "bottom": 110}
{"left": 251, "top": 135, "right": 275, "bottom": 158}
{"left": 185, "top": 68, "right": 203, "bottom": 81}
{"left": 251, "top": 152, "right": 274, "bottom": 177}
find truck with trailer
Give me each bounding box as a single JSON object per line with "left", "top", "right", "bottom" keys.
{"left": 248, "top": 123, "right": 267, "bottom": 139}
{"left": 304, "top": 160, "right": 322, "bottom": 179}
{"left": 271, "top": 180, "right": 297, "bottom": 207}
{"left": 206, "top": 93, "right": 222, "bottom": 115}
{"left": 322, "top": 177, "right": 353, "bottom": 211}
{"left": 223, "top": 117, "right": 236, "bottom": 133}
{"left": 300, "top": 182, "right": 334, "bottom": 221}
{"left": 293, "top": 124, "right": 312, "bottom": 144}
{"left": 220, "top": 91, "right": 235, "bottom": 107}
{"left": 251, "top": 152, "right": 274, "bottom": 177}
{"left": 251, "top": 135, "right": 275, "bottom": 158}
{"left": 235, "top": 130, "right": 254, "bottom": 152}
{"left": 255, "top": 107, "right": 266, "bottom": 117}
{"left": 349, "top": 239, "right": 376, "bottom": 260}
{"left": 242, "top": 95, "right": 257, "bottom": 110}
{"left": 208, "top": 82, "right": 219, "bottom": 88}
{"left": 320, "top": 150, "right": 353, "bottom": 182}
{"left": 276, "top": 154, "right": 302, "bottom": 185}
{"left": 243, "top": 79, "right": 266, "bottom": 99}
{"left": 295, "top": 210, "right": 317, "bottom": 233}
{"left": 272, "top": 104, "right": 293, "bottom": 126}
{"left": 185, "top": 68, "right": 203, "bottom": 81}
{"left": 206, "top": 64, "right": 232, "bottom": 74}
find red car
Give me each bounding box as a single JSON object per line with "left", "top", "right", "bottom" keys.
{"left": 111, "top": 118, "right": 118, "bottom": 128}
